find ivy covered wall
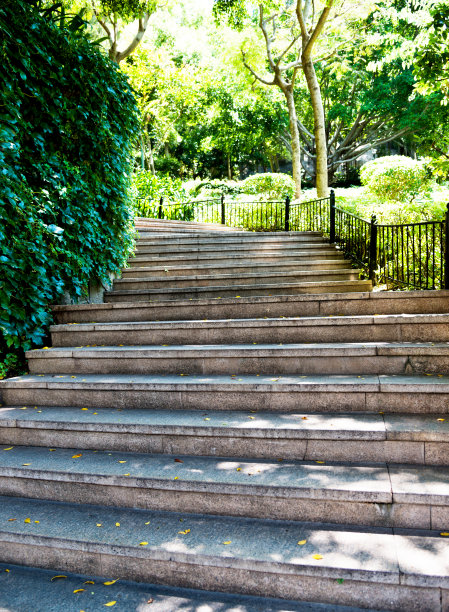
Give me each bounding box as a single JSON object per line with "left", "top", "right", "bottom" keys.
{"left": 0, "top": 0, "right": 139, "bottom": 377}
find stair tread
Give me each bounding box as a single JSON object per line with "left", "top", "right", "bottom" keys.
{"left": 49, "top": 312, "right": 449, "bottom": 332}
{"left": 1, "top": 496, "right": 449, "bottom": 588}
{"left": 3, "top": 444, "right": 449, "bottom": 505}
{"left": 0, "top": 563, "right": 383, "bottom": 612}
{"left": 2, "top": 407, "right": 449, "bottom": 442}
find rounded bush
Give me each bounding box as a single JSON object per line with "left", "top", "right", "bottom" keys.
{"left": 360, "top": 156, "right": 432, "bottom": 203}
{"left": 241, "top": 173, "right": 295, "bottom": 199}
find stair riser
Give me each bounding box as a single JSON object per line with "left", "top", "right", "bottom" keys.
{"left": 128, "top": 252, "right": 345, "bottom": 266}
{"left": 50, "top": 322, "right": 449, "bottom": 347}
{"left": 112, "top": 271, "right": 359, "bottom": 291}
{"left": 105, "top": 280, "right": 368, "bottom": 302}
{"left": 1, "top": 427, "right": 446, "bottom": 466}
{"left": 134, "top": 244, "right": 328, "bottom": 255}
{"left": 135, "top": 235, "right": 325, "bottom": 244}
{"left": 0, "top": 475, "right": 443, "bottom": 530}
{"left": 4, "top": 387, "right": 449, "bottom": 413}
{"left": 0, "top": 538, "right": 441, "bottom": 612}
{"left": 121, "top": 262, "right": 350, "bottom": 278}
{"left": 26, "top": 354, "right": 449, "bottom": 376}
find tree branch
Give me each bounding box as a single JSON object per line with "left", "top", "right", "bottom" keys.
{"left": 303, "top": 1, "right": 334, "bottom": 58}
{"left": 115, "top": 11, "right": 150, "bottom": 63}
{"left": 241, "top": 49, "right": 276, "bottom": 86}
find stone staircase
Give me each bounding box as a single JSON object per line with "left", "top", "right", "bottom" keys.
{"left": 1, "top": 219, "right": 449, "bottom": 611}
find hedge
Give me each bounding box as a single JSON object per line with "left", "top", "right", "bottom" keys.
{"left": 0, "top": 0, "right": 139, "bottom": 377}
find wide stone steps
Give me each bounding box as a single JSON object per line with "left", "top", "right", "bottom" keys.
{"left": 49, "top": 314, "right": 449, "bottom": 346}
{"left": 0, "top": 496, "right": 447, "bottom": 611}
{"left": 0, "top": 563, "right": 383, "bottom": 612}
{"left": 51, "top": 290, "right": 449, "bottom": 324}
{"left": 112, "top": 269, "right": 361, "bottom": 292}
{"left": 122, "top": 260, "right": 352, "bottom": 278}
{"left": 106, "top": 279, "right": 371, "bottom": 303}
{"left": 135, "top": 217, "right": 238, "bottom": 231}
{"left": 3, "top": 373, "right": 449, "bottom": 413}
{"left": 1, "top": 444, "right": 449, "bottom": 529}
{"left": 134, "top": 233, "right": 324, "bottom": 246}
{"left": 24, "top": 342, "right": 449, "bottom": 376}
{"left": 1, "top": 406, "right": 448, "bottom": 465}
{"left": 133, "top": 242, "right": 329, "bottom": 256}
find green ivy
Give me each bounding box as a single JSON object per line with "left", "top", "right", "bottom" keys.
{"left": 0, "top": 0, "right": 139, "bottom": 375}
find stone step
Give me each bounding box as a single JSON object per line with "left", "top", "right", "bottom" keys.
{"left": 135, "top": 234, "right": 326, "bottom": 246}
{"left": 51, "top": 290, "right": 449, "bottom": 325}
{"left": 49, "top": 314, "right": 449, "bottom": 347}
{"left": 105, "top": 279, "right": 371, "bottom": 303}
{"left": 134, "top": 242, "right": 329, "bottom": 255}
{"left": 121, "top": 260, "right": 352, "bottom": 278}
{"left": 1, "top": 406, "right": 448, "bottom": 465}
{"left": 24, "top": 342, "right": 449, "bottom": 376}
{"left": 3, "top": 373, "right": 449, "bottom": 413}
{"left": 112, "top": 269, "right": 360, "bottom": 291}
{"left": 0, "top": 563, "right": 384, "bottom": 612}
{"left": 135, "top": 217, "right": 238, "bottom": 230}
{"left": 0, "top": 496, "right": 447, "bottom": 611}
{"left": 128, "top": 250, "right": 346, "bottom": 266}
{"left": 1, "top": 445, "right": 449, "bottom": 529}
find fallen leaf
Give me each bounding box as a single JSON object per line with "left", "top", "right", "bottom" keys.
{"left": 72, "top": 454, "right": 82, "bottom": 459}
{"left": 145, "top": 521, "right": 150, "bottom": 525}
{"left": 50, "top": 575, "right": 67, "bottom": 581}
{"left": 297, "top": 540, "right": 307, "bottom": 545}
{"left": 174, "top": 458, "right": 183, "bottom": 463}
{"left": 73, "top": 589, "right": 85, "bottom": 593}
{"left": 316, "top": 461, "right": 325, "bottom": 464}
{"left": 22, "top": 463, "right": 31, "bottom": 466}
{"left": 236, "top": 468, "right": 241, "bottom": 471}
{"left": 5, "top": 569, "right": 9, "bottom": 573}
{"left": 3, "top": 447, "right": 13, "bottom": 451}
{"left": 49, "top": 449, "right": 56, "bottom": 451}
{"left": 7, "top": 518, "right": 16, "bottom": 522}
{"left": 248, "top": 416, "right": 255, "bottom": 420}
{"left": 139, "top": 541, "right": 148, "bottom": 546}
{"left": 118, "top": 461, "right": 127, "bottom": 464}
{"left": 34, "top": 520, "right": 39, "bottom": 524}
{"left": 178, "top": 529, "right": 190, "bottom": 535}
{"left": 301, "top": 417, "right": 308, "bottom": 420}
{"left": 24, "top": 518, "right": 31, "bottom": 523}
{"left": 115, "top": 523, "right": 120, "bottom": 527}
{"left": 84, "top": 580, "right": 95, "bottom": 584}
{"left": 204, "top": 418, "right": 210, "bottom": 421}
{"left": 147, "top": 599, "right": 154, "bottom": 604}
{"left": 438, "top": 418, "right": 445, "bottom": 422}
{"left": 104, "top": 602, "right": 117, "bottom": 607}
{"left": 174, "top": 476, "right": 179, "bottom": 480}
{"left": 312, "top": 554, "right": 323, "bottom": 560}
{"left": 440, "top": 532, "right": 449, "bottom": 536}
{"left": 104, "top": 579, "right": 119, "bottom": 586}
{"left": 223, "top": 541, "right": 232, "bottom": 545}
{"left": 81, "top": 408, "right": 88, "bottom": 411}
{"left": 97, "top": 523, "right": 102, "bottom": 527}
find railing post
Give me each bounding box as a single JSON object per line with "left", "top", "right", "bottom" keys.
{"left": 158, "top": 196, "right": 163, "bottom": 219}
{"left": 445, "top": 203, "right": 449, "bottom": 289}
{"left": 284, "top": 196, "right": 290, "bottom": 232}
{"left": 329, "top": 189, "right": 336, "bottom": 244}
{"left": 221, "top": 193, "right": 226, "bottom": 226}
{"left": 369, "top": 214, "right": 378, "bottom": 285}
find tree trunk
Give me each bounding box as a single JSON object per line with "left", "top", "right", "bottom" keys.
{"left": 284, "top": 88, "right": 302, "bottom": 199}
{"left": 227, "top": 154, "right": 232, "bottom": 180}
{"left": 147, "top": 137, "right": 155, "bottom": 175}
{"left": 302, "top": 56, "right": 328, "bottom": 197}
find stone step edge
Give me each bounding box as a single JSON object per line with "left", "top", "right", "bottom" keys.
{"left": 24, "top": 341, "right": 449, "bottom": 360}
{"left": 105, "top": 279, "right": 370, "bottom": 298}
{"left": 49, "top": 313, "right": 449, "bottom": 333}
{"left": 1, "top": 407, "right": 448, "bottom": 443}
{"left": 0, "top": 496, "right": 448, "bottom": 593}
{"left": 0, "top": 562, "right": 382, "bottom": 612}
{"left": 121, "top": 260, "right": 351, "bottom": 273}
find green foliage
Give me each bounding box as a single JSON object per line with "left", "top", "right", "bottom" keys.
{"left": 241, "top": 173, "right": 295, "bottom": 199}
{"left": 360, "top": 156, "right": 433, "bottom": 204}
{"left": 132, "top": 171, "right": 186, "bottom": 201}
{"left": 0, "top": 0, "right": 139, "bottom": 376}
{"left": 189, "top": 179, "right": 243, "bottom": 198}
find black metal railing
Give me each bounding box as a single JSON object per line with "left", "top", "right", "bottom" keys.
{"left": 135, "top": 191, "right": 449, "bottom": 291}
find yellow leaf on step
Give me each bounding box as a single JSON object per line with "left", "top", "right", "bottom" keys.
{"left": 178, "top": 529, "right": 190, "bottom": 535}
{"left": 236, "top": 468, "right": 241, "bottom": 471}
{"left": 115, "top": 523, "right": 120, "bottom": 527}
{"left": 7, "top": 518, "right": 16, "bottom": 522}
{"left": 118, "top": 461, "right": 127, "bottom": 463}
{"left": 51, "top": 575, "right": 67, "bottom": 581}
{"left": 24, "top": 518, "right": 31, "bottom": 523}
{"left": 104, "top": 603, "right": 117, "bottom": 607}
{"left": 73, "top": 589, "right": 85, "bottom": 593}
{"left": 3, "top": 447, "right": 13, "bottom": 451}
{"left": 104, "top": 579, "right": 119, "bottom": 585}
{"left": 145, "top": 521, "right": 150, "bottom": 525}
{"left": 440, "top": 532, "right": 449, "bottom": 536}
{"left": 438, "top": 418, "right": 445, "bottom": 422}
{"left": 297, "top": 540, "right": 307, "bottom": 546}
{"left": 84, "top": 580, "right": 95, "bottom": 584}
{"left": 97, "top": 523, "right": 102, "bottom": 527}
{"left": 72, "top": 454, "right": 82, "bottom": 459}
{"left": 34, "top": 521, "right": 39, "bottom": 524}
{"left": 313, "top": 554, "right": 323, "bottom": 560}
{"left": 22, "top": 463, "right": 31, "bottom": 466}
{"left": 5, "top": 569, "right": 9, "bottom": 573}
{"left": 316, "top": 461, "right": 325, "bottom": 464}
{"left": 81, "top": 408, "right": 88, "bottom": 411}
{"left": 139, "top": 542, "right": 148, "bottom": 546}
{"left": 223, "top": 541, "right": 232, "bottom": 545}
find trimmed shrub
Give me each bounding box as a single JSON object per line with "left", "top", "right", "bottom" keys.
{"left": 360, "top": 156, "right": 433, "bottom": 203}
{"left": 0, "top": 0, "right": 139, "bottom": 376}
{"left": 241, "top": 173, "right": 295, "bottom": 199}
